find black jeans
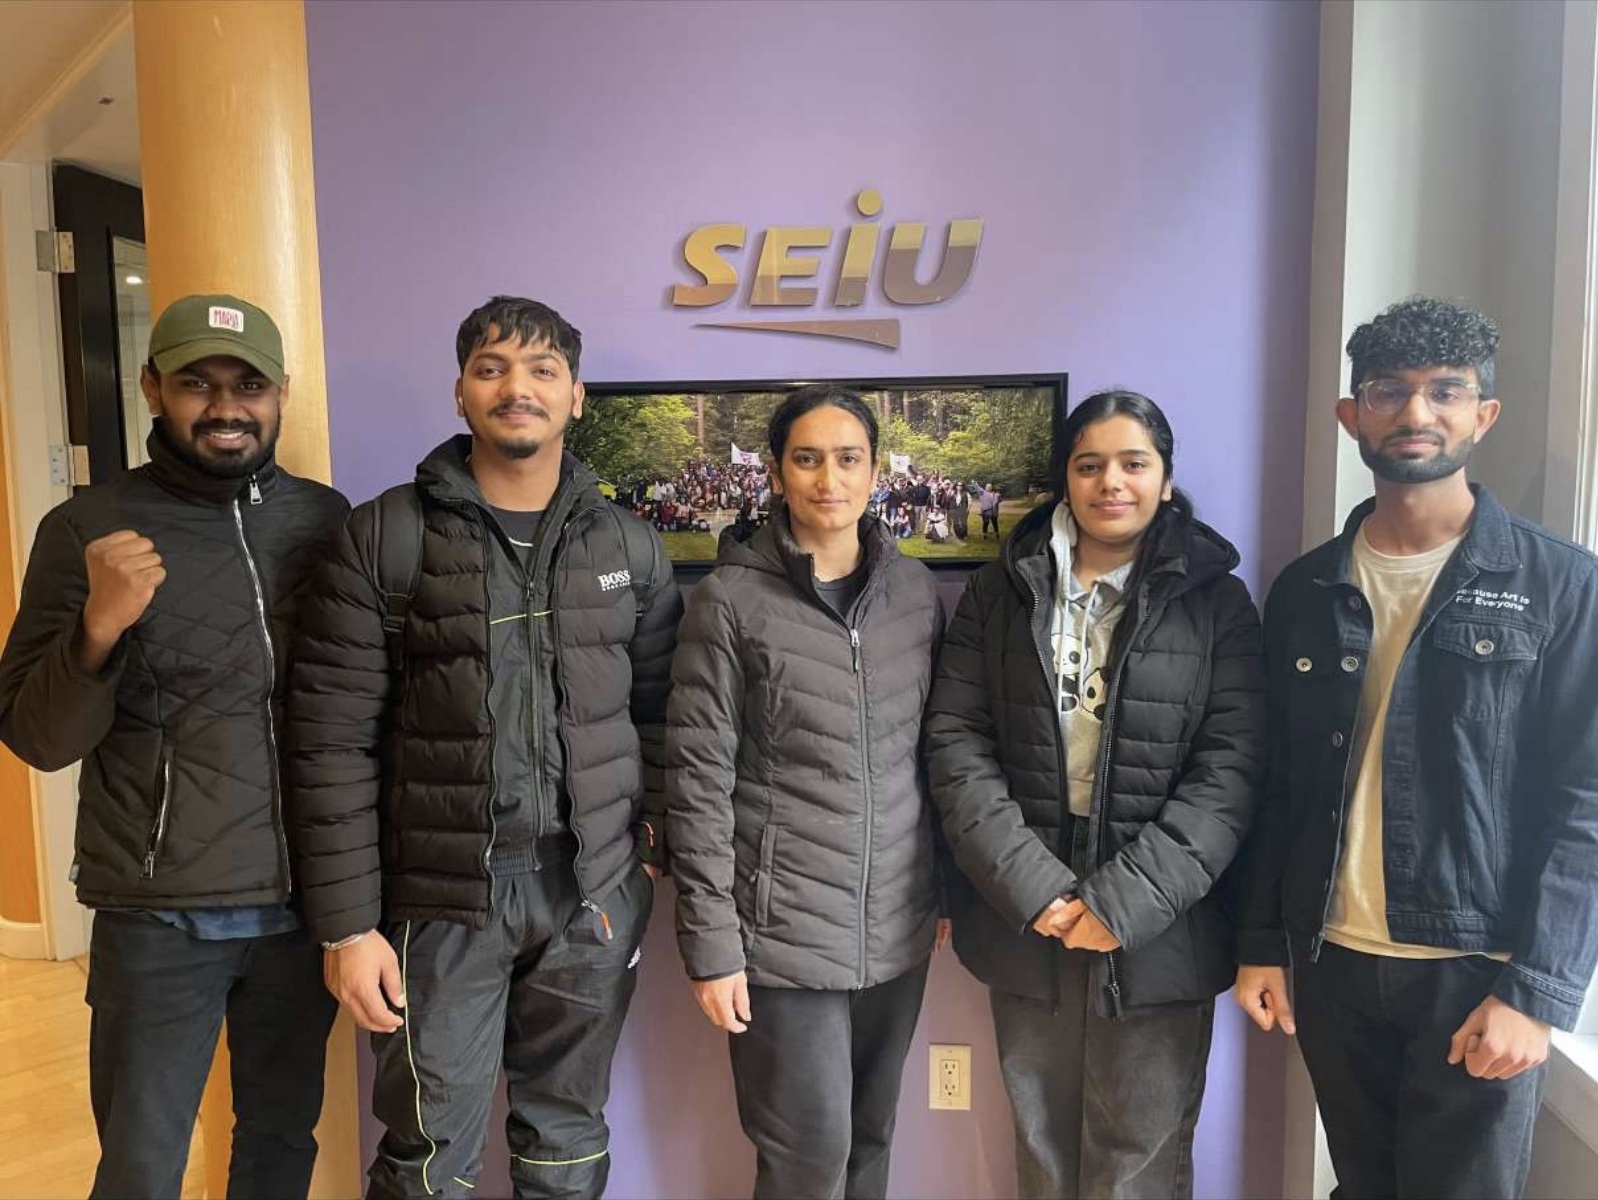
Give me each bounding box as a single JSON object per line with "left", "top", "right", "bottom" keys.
{"left": 85, "top": 910, "right": 336, "bottom": 1200}
{"left": 368, "top": 848, "right": 652, "bottom": 1200}
{"left": 729, "top": 961, "right": 930, "bottom": 1200}
{"left": 1295, "top": 943, "right": 1548, "bottom": 1200}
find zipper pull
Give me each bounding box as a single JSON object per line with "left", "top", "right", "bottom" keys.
{"left": 142, "top": 852, "right": 156, "bottom": 880}
{"left": 850, "top": 627, "right": 861, "bottom": 674}
{"left": 248, "top": 474, "right": 262, "bottom": 505}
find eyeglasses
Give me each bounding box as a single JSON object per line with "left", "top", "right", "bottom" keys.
{"left": 1356, "top": 378, "right": 1481, "bottom": 415}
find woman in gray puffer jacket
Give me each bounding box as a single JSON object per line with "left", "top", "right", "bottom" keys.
{"left": 928, "top": 390, "right": 1267, "bottom": 1200}
{"left": 666, "top": 386, "right": 946, "bottom": 1200}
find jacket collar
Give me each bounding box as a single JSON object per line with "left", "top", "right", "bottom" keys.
{"left": 723, "top": 498, "right": 894, "bottom": 601}
{"left": 1319, "top": 483, "right": 1518, "bottom": 587}
{"left": 142, "top": 419, "right": 279, "bottom": 506}
{"left": 1002, "top": 499, "right": 1239, "bottom": 601}
{"left": 414, "top": 434, "right": 602, "bottom": 516}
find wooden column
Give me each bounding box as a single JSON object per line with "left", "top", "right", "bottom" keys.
{"left": 132, "top": 0, "right": 331, "bottom": 483}
{"left": 129, "top": 3, "right": 356, "bottom": 1197}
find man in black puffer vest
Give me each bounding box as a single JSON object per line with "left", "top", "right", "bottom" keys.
{"left": 289, "top": 296, "right": 681, "bottom": 1200}
{"left": 0, "top": 293, "right": 348, "bottom": 1199}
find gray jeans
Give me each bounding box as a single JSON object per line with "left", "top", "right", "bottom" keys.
{"left": 989, "top": 817, "right": 1214, "bottom": 1199}
{"left": 989, "top": 958, "right": 1213, "bottom": 1200}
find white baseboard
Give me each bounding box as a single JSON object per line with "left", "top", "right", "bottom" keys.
{"left": 0, "top": 916, "right": 47, "bottom": 959}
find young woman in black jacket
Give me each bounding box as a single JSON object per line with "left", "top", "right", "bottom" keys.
{"left": 927, "top": 391, "right": 1267, "bottom": 1200}
{"left": 666, "top": 387, "right": 948, "bottom": 1200}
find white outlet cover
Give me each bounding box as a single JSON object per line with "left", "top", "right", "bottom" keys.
{"left": 928, "top": 1043, "right": 972, "bottom": 1111}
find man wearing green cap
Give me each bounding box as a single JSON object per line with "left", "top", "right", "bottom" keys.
{"left": 0, "top": 293, "right": 349, "bottom": 1199}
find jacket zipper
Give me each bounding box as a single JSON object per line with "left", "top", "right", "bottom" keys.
{"left": 539, "top": 501, "right": 605, "bottom": 929}
{"left": 802, "top": 550, "right": 878, "bottom": 987}
{"left": 548, "top": 594, "right": 604, "bottom": 932}
{"left": 525, "top": 575, "right": 546, "bottom": 844}
{"left": 1025, "top": 584, "right": 1072, "bottom": 859}
{"left": 851, "top": 624, "right": 873, "bottom": 986}
{"left": 232, "top": 492, "right": 290, "bottom": 893}
{"left": 1083, "top": 588, "right": 1150, "bottom": 1019}
{"left": 1022, "top": 573, "right": 1073, "bottom": 1008}
{"left": 141, "top": 753, "right": 173, "bottom": 879}
{"left": 1090, "top": 658, "right": 1128, "bottom": 1018}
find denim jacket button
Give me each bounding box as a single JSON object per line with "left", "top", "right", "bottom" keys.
{"left": 1474, "top": 638, "right": 1495, "bottom": 656}
{"left": 1331, "top": 731, "right": 1345, "bottom": 747}
{"left": 1295, "top": 657, "right": 1313, "bottom": 673}
{"left": 1347, "top": 595, "right": 1363, "bottom": 611}
{"left": 1340, "top": 655, "right": 1360, "bottom": 672}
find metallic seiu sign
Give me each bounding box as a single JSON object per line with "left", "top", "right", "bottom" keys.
{"left": 670, "top": 188, "right": 983, "bottom": 349}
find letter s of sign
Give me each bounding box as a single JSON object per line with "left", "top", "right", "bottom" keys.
{"left": 671, "top": 223, "right": 747, "bottom": 307}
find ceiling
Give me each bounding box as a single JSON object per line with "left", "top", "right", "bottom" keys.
{"left": 0, "top": 1, "right": 139, "bottom": 185}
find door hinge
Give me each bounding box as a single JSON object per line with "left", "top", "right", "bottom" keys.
{"left": 35, "top": 230, "right": 75, "bottom": 274}
{"left": 47, "top": 445, "right": 90, "bottom": 487}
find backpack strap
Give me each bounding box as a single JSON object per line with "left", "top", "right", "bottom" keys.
{"left": 373, "top": 483, "right": 423, "bottom": 672}
{"left": 612, "top": 505, "right": 658, "bottom": 615}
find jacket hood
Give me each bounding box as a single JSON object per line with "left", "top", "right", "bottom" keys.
{"left": 719, "top": 498, "right": 898, "bottom": 593}
{"left": 414, "top": 433, "right": 601, "bottom": 512}
{"left": 1003, "top": 498, "right": 1241, "bottom": 598}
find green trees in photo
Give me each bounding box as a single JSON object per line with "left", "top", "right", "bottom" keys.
{"left": 566, "top": 392, "right": 698, "bottom": 484}
{"left": 875, "top": 389, "right": 1052, "bottom": 495}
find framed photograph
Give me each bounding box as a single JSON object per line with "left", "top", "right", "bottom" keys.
{"left": 570, "top": 373, "right": 1068, "bottom": 569}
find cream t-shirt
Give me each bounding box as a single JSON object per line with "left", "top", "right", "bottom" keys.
{"left": 1323, "top": 523, "right": 1506, "bottom": 960}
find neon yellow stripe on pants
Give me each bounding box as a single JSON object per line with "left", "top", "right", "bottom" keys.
{"left": 401, "top": 922, "right": 440, "bottom": 1195}
{"left": 513, "top": 1148, "right": 609, "bottom": 1167}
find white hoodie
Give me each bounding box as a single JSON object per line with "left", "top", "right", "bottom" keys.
{"left": 1048, "top": 502, "right": 1132, "bottom": 818}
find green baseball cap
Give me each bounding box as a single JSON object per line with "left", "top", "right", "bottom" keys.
{"left": 148, "top": 293, "right": 286, "bottom": 385}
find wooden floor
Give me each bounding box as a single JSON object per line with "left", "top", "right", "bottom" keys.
{"left": 0, "top": 953, "right": 206, "bottom": 1200}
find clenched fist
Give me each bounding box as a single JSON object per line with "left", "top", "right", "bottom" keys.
{"left": 80, "top": 531, "right": 165, "bottom": 671}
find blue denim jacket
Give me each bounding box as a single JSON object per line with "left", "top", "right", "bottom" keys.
{"left": 1238, "top": 486, "right": 1598, "bottom": 1029}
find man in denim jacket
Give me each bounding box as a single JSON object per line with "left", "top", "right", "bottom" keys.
{"left": 1235, "top": 297, "right": 1598, "bottom": 1198}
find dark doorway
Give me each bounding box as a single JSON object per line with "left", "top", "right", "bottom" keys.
{"left": 53, "top": 164, "right": 147, "bottom": 486}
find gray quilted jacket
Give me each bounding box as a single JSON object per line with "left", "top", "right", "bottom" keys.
{"left": 0, "top": 426, "right": 348, "bottom": 908}
{"left": 666, "top": 506, "right": 944, "bottom": 989}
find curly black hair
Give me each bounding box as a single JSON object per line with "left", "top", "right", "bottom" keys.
{"left": 1346, "top": 297, "right": 1499, "bottom": 397}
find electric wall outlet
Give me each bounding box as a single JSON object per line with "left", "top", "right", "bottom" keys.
{"left": 928, "top": 1043, "right": 971, "bottom": 1111}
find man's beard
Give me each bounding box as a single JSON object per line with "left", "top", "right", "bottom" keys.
{"left": 162, "top": 418, "right": 278, "bottom": 479}
{"left": 1358, "top": 429, "right": 1474, "bottom": 484}
{"left": 469, "top": 404, "right": 569, "bottom": 460}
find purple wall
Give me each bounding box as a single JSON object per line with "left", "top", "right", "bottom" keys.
{"left": 307, "top": 1, "right": 1318, "bottom": 1195}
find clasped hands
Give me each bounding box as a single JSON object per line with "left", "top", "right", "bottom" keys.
{"left": 1032, "top": 896, "right": 1121, "bottom": 952}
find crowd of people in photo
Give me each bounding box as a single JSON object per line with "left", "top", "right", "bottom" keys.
{"left": 616, "top": 457, "right": 1012, "bottom": 545}
{"left": 614, "top": 461, "right": 771, "bottom": 534}
{"left": 870, "top": 473, "right": 1007, "bottom": 543}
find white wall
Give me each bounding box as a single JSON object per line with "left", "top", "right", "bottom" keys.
{"left": 1527, "top": 1110, "right": 1598, "bottom": 1200}
{"left": 1317, "top": 0, "right": 1565, "bottom": 528}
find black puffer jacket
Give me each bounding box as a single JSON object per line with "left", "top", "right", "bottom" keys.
{"left": 667, "top": 508, "right": 944, "bottom": 989}
{"left": 927, "top": 503, "right": 1266, "bottom": 1014}
{"left": 0, "top": 427, "right": 348, "bottom": 907}
{"left": 288, "top": 437, "right": 682, "bottom": 944}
